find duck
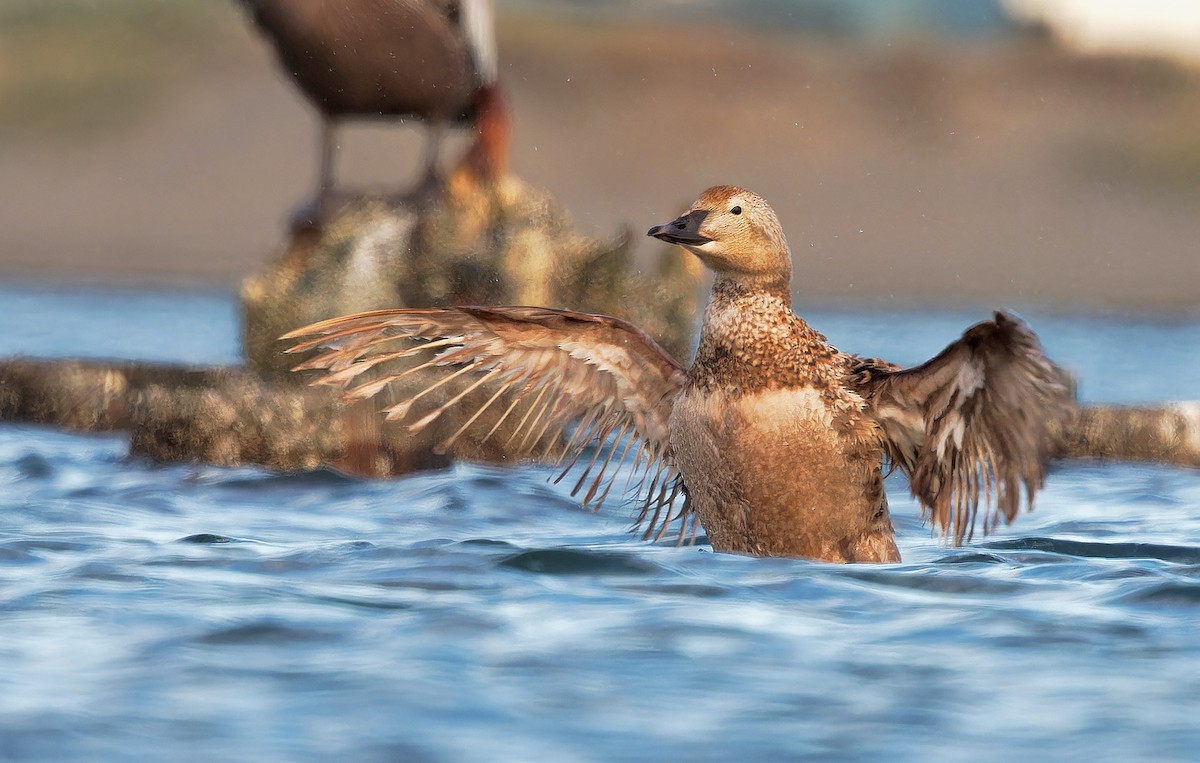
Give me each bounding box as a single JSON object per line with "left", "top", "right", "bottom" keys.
{"left": 238, "top": 0, "right": 510, "bottom": 216}
{"left": 282, "top": 185, "right": 1073, "bottom": 562}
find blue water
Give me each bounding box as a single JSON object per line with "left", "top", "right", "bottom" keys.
{"left": 2, "top": 282, "right": 1199, "bottom": 762}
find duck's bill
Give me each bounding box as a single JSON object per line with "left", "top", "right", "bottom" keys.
{"left": 647, "top": 210, "right": 711, "bottom": 246}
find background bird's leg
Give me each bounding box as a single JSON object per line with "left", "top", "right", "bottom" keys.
{"left": 317, "top": 117, "right": 337, "bottom": 205}
{"left": 290, "top": 116, "right": 343, "bottom": 229}
{"left": 420, "top": 119, "right": 446, "bottom": 188}
{"left": 291, "top": 117, "right": 339, "bottom": 230}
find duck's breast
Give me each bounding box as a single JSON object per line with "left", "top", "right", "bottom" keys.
{"left": 670, "top": 385, "right": 886, "bottom": 559}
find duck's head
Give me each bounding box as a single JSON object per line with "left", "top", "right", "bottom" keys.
{"left": 647, "top": 185, "right": 791, "bottom": 284}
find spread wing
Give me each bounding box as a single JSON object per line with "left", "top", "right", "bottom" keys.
{"left": 848, "top": 311, "right": 1074, "bottom": 545}
{"left": 282, "top": 307, "right": 693, "bottom": 540}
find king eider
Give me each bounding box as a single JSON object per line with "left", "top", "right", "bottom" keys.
{"left": 283, "top": 185, "right": 1072, "bottom": 562}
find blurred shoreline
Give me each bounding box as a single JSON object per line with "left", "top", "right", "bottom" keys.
{"left": 0, "top": 5, "right": 1197, "bottom": 314}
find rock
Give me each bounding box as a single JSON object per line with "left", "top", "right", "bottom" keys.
{"left": 0, "top": 357, "right": 450, "bottom": 476}
{"left": 235, "top": 174, "right": 704, "bottom": 474}
{"left": 1054, "top": 403, "right": 1200, "bottom": 468}
{"left": 3, "top": 173, "right": 705, "bottom": 476}
{"left": 243, "top": 175, "right": 704, "bottom": 382}
{"left": 0, "top": 357, "right": 220, "bottom": 431}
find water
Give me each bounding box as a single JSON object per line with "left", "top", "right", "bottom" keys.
{"left": 1, "top": 282, "right": 1198, "bottom": 762}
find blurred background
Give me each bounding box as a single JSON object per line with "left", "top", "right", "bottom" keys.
{"left": 0, "top": 0, "right": 1197, "bottom": 312}
{"left": 3, "top": 7, "right": 1200, "bottom": 760}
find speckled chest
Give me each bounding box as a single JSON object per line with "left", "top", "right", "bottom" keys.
{"left": 673, "top": 285, "right": 877, "bottom": 483}
{"left": 687, "top": 286, "right": 845, "bottom": 398}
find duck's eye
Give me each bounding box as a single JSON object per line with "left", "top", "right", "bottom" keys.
{"left": 730, "top": 206, "right": 742, "bottom": 215}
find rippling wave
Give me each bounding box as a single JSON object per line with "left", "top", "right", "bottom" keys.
{"left": 2, "top": 286, "right": 1198, "bottom": 761}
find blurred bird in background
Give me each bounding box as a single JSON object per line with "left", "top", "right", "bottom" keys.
{"left": 284, "top": 186, "right": 1074, "bottom": 562}
{"left": 237, "top": 0, "right": 510, "bottom": 220}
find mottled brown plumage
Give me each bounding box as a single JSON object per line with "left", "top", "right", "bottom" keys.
{"left": 283, "top": 185, "right": 1072, "bottom": 562}
{"left": 689, "top": 279, "right": 844, "bottom": 396}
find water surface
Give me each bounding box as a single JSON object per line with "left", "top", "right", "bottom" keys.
{"left": 2, "top": 284, "right": 1198, "bottom": 762}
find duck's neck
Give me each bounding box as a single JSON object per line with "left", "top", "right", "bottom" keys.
{"left": 689, "top": 273, "right": 833, "bottom": 395}
{"left": 712, "top": 272, "right": 792, "bottom": 303}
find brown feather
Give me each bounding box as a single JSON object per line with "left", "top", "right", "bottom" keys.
{"left": 284, "top": 306, "right": 691, "bottom": 538}
{"left": 848, "top": 311, "right": 1075, "bottom": 544}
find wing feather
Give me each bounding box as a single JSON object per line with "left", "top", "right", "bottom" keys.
{"left": 282, "top": 306, "right": 691, "bottom": 537}
{"left": 849, "top": 311, "right": 1074, "bottom": 545}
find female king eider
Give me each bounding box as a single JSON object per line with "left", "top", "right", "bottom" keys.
{"left": 283, "top": 186, "right": 1072, "bottom": 562}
